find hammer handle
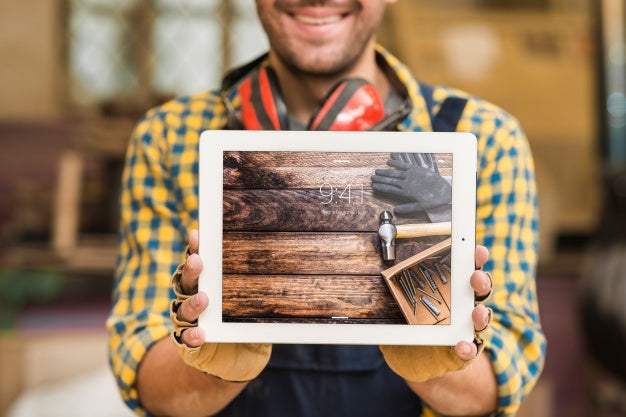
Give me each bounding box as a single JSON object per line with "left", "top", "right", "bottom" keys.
{"left": 396, "top": 222, "right": 451, "bottom": 239}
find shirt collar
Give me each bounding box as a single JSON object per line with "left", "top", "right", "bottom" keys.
{"left": 374, "top": 44, "right": 434, "bottom": 133}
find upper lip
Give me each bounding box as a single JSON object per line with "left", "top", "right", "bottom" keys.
{"left": 278, "top": 1, "right": 357, "bottom": 23}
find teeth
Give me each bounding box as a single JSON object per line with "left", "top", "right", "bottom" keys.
{"left": 294, "top": 14, "right": 342, "bottom": 25}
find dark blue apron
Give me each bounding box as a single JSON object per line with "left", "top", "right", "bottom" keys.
{"left": 216, "top": 345, "right": 421, "bottom": 417}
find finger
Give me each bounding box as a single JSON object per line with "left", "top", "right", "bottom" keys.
{"left": 188, "top": 229, "right": 199, "bottom": 254}
{"left": 399, "top": 153, "right": 412, "bottom": 164}
{"left": 386, "top": 159, "right": 412, "bottom": 170}
{"left": 413, "top": 152, "right": 427, "bottom": 167}
{"left": 181, "top": 253, "right": 203, "bottom": 295}
{"left": 391, "top": 152, "right": 411, "bottom": 163}
{"left": 426, "top": 153, "right": 440, "bottom": 174}
{"left": 470, "top": 270, "right": 492, "bottom": 299}
{"left": 475, "top": 245, "right": 489, "bottom": 269}
{"left": 472, "top": 304, "right": 492, "bottom": 332}
{"left": 181, "top": 326, "right": 205, "bottom": 348}
{"left": 177, "top": 292, "right": 209, "bottom": 324}
{"left": 394, "top": 202, "right": 424, "bottom": 215}
{"left": 392, "top": 160, "right": 431, "bottom": 176}
{"left": 455, "top": 340, "right": 478, "bottom": 362}
{"left": 373, "top": 169, "right": 405, "bottom": 179}
{"left": 407, "top": 153, "right": 421, "bottom": 166}
{"left": 371, "top": 181, "right": 403, "bottom": 194}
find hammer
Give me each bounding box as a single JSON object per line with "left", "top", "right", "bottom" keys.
{"left": 378, "top": 210, "right": 452, "bottom": 261}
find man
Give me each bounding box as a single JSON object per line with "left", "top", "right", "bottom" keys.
{"left": 107, "top": 1, "right": 546, "bottom": 416}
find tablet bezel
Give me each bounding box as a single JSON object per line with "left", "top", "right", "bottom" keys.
{"left": 198, "top": 130, "right": 476, "bottom": 345}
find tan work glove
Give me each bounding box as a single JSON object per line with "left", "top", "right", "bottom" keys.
{"left": 380, "top": 254, "right": 493, "bottom": 382}
{"left": 169, "top": 232, "right": 272, "bottom": 382}
{"left": 379, "top": 334, "right": 486, "bottom": 382}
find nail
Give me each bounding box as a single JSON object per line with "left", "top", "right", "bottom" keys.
{"left": 482, "top": 277, "right": 491, "bottom": 291}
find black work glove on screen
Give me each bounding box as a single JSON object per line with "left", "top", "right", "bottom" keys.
{"left": 371, "top": 153, "right": 452, "bottom": 217}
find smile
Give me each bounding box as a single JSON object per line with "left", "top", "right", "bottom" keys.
{"left": 292, "top": 13, "right": 344, "bottom": 25}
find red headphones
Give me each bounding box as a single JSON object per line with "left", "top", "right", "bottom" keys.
{"left": 221, "top": 55, "right": 411, "bottom": 132}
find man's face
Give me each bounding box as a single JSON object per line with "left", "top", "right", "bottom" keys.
{"left": 256, "top": 0, "right": 393, "bottom": 76}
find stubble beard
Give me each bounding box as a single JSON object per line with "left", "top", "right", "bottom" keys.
{"left": 271, "top": 33, "right": 376, "bottom": 78}
{"left": 259, "top": 0, "right": 383, "bottom": 78}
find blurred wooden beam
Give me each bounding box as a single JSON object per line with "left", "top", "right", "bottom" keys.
{"left": 52, "top": 150, "right": 83, "bottom": 255}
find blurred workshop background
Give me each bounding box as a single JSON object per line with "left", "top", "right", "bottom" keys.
{"left": 1, "top": 0, "right": 625, "bottom": 416}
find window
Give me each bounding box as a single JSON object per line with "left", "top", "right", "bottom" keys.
{"left": 67, "top": 0, "right": 268, "bottom": 106}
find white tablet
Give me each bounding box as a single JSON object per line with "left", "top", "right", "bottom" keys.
{"left": 198, "top": 130, "right": 476, "bottom": 345}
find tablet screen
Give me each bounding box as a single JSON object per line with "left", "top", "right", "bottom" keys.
{"left": 222, "top": 150, "right": 452, "bottom": 325}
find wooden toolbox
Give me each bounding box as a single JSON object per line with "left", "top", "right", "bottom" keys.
{"left": 381, "top": 238, "right": 452, "bottom": 325}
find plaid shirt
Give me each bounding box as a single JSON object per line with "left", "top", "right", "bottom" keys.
{"left": 107, "top": 45, "right": 546, "bottom": 417}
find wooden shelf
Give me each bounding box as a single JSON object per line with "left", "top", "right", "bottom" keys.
{"left": 1, "top": 236, "right": 117, "bottom": 274}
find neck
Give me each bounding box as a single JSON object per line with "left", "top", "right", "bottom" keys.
{"left": 268, "top": 42, "right": 390, "bottom": 124}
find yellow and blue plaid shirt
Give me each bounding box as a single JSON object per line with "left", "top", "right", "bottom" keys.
{"left": 107, "top": 46, "right": 545, "bottom": 416}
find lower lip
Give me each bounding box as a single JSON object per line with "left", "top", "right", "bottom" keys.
{"left": 287, "top": 13, "right": 350, "bottom": 38}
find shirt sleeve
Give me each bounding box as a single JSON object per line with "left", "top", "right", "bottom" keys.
{"left": 106, "top": 109, "right": 190, "bottom": 416}
{"left": 472, "top": 109, "right": 547, "bottom": 416}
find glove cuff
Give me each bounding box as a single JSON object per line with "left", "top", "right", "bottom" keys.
{"left": 171, "top": 335, "right": 272, "bottom": 382}
{"left": 171, "top": 260, "right": 191, "bottom": 301}
{"left": 380, "top": 336, "right": 484, "bottom": 383}
{"left": 170, "top": 299, "right": 196, "bottom": 330}
{"left": 379, "top": 345, "right": 466, "bottom": 382}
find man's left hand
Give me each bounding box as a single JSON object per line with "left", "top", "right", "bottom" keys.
{"left": 379, "top": 245, "right": 493, "bottom": 382}
{"left": 456, "top": 244, "right": 492, "bottom": 360}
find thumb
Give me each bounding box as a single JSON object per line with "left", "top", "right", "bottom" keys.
{"left": 189, "top": 229, "right": 199, "bottom": 254}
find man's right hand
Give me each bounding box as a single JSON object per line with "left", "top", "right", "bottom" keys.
{"left": 170, "top": 229, "right": 272, "bottom": 382}
{"left": 173, "top": 229, "right": 209, "bottom": 347}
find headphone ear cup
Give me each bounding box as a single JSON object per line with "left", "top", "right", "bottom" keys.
{"left": 238, "top": 66, "right": 289, "bottom": 130}
{"left": 308, "top": 79, "right": 385, "bottom": 131}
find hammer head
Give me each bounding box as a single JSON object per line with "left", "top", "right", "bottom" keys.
{"left": 378, "top": 210, "right": 397, "bottom": 261}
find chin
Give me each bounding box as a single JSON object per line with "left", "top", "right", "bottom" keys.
{"left": 277, "top": 42, "right": 371, "bottom": 77}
